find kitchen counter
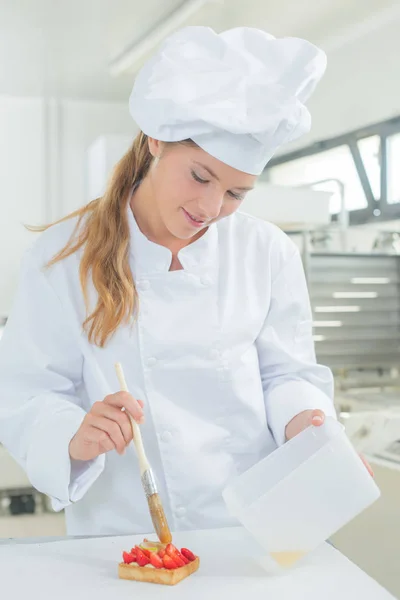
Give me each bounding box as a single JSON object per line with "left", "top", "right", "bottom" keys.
{"left": 0, "top": 527, "right": 395, "bottom": 599}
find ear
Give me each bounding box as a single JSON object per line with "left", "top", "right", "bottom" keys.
{"left": 147, "top": 137, "right": 164, "bottom": 158}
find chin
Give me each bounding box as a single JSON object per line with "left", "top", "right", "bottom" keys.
{"left": 167, "top": 216, "right": 207, "bottom": 240}
{"left": 170, "top": 227, "right": 200, "bottom": 241}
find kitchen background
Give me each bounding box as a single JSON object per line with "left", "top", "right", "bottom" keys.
{"left": 1, "top": 0, "right": 400, "bottom": 597}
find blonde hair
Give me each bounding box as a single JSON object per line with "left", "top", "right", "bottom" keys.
{"left": 31, "top": 132, "right": 196, "bottom": 347}
{"left": 30, "top": 132, "right": 153, "bottom": 347}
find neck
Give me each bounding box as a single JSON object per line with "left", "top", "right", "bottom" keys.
{"left": 129, "top": 177, "right": 204, "bottom": 256}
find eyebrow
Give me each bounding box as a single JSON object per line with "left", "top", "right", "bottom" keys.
{"left": 193, "top": 161, "right": 254, "bottom": 192}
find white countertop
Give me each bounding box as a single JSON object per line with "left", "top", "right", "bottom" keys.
{"left": 0, "top": 527, "right": 395, "bottom": 599}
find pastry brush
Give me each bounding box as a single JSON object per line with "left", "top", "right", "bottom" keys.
{"left": 115, "top": 362, "right": 172, "bottom": 545}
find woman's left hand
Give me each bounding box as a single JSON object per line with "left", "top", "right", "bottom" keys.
{"left": 285, "top": 409, "right": 374, "bottom": 477}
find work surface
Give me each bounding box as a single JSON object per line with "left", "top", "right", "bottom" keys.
{"left": 0, "top": 527, "right": 395, "bottom": 600}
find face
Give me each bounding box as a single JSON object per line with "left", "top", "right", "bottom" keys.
{"left": 147, "top": 138, "right": 257, "bottom": 240}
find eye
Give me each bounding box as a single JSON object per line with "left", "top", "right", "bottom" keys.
{"left": 191, "top": 170, "right": 209, "bottom": 184}
{"left": 228, "top": 191, "right": 244, "bottom": 201}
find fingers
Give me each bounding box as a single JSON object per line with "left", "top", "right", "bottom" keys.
{"left": 310, "top": 409, "right": 325, "bottom": 427}
{"left": 84, "top": 427, "right": 115, "bottom": 454}
{"left": 86, "top": 414, "right": 127, "bottom": 455}
{"left": 92, "top": 402, "right": 133, "bottom": 445}
{"left": 103, "top": 392, "right": 144, "bottom": 423}
{"left": 285, "top": 409, "right": 326, "bottom": 441}
{"left": 87, "top": 393, "right": 145, "bottom": 456}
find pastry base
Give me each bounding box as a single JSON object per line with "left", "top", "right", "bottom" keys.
{"left": 118, "top": 557, "right": 200, "bottom": 586}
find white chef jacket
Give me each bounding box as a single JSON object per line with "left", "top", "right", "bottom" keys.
{"left": 0, "top": 207, "right": 335, "bottom": 536}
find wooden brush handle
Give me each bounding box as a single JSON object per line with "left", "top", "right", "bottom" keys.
{"left": 115, "top": 362, "right": 150, "bottom": 475}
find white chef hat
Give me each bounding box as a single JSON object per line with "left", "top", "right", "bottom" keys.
{"left": 129, "top": 26, "right": 327, "bottom": 175}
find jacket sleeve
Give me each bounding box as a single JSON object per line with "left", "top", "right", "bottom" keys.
{"left": 256, "top": 248, "right": 336, "bottom": 447}
{"left": 0, "top": 250, "right": 105, "bottom": 510}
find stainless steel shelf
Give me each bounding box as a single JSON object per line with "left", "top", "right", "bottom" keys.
{"left": 309, "top": 253, "right": 400, "bottom": 373}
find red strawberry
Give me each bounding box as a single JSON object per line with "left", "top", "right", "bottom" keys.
{"left": 181, "top": 548, "right": 196, "bottom": 562}
{"left": 130, "top": 549, "right": 137, "bottom": 560}
{"left": 173, "top": 555, "right": 186, "bottom": 567}
{"left": 158, "top": 548, "right": 166, "bottom": 559}
{"left": 166, "top": 544, "right": 186, "bottom": 567}
{"left": 135, "top": 546, "right": 150, "bottom": 567}
{"left": 123, "top": 551, "right": 135, "bottom": 564}
{"left": 163, "top": 555, "right": 178, "bottom": 570}
{"left": 180, "top": 554, "right": 190, "bottom": 565}
{"left": 139, "top": 547, "right": 151, "bottom": 559}
{"left": 149, "top": 552, "right": 163, "bottom": 569}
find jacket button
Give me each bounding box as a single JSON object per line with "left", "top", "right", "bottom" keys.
{"left": 161, "top": 431, "right": 172, "bottom": 443}
{"left": 200, "top": 275, "right": 212, "bottom": 286}
{"left": 146, "top": 357, "right": 157, "bottom": 368}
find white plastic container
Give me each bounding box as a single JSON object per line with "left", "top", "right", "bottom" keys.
{"left": 222, "top": 417, "right": 381, "bottom": 569}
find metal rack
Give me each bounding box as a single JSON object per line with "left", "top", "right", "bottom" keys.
{"left": 304, "top": 250, "right": 400, "bottom": 467}
{"left": 308, "top": 253, "right": 400, "bottom": 373}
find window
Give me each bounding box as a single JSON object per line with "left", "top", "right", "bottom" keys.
{"left": 358, "top": 135, "right": 381, "bottom": 200}
{"left": 265, "top": 116, "right": 400, "bottom": 225}
{"left": 387, "top": 133, "right": 400, "bottom": 204}
{"left": 267, "top": 145, "right": 367, "bottom": 214}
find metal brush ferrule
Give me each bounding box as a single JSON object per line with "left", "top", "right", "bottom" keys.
{"left": 141, "top": 469, "right": 158, "bottom": 497}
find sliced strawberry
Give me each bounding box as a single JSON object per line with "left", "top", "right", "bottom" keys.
{"left": 130, "top": 549, "right": 137, "bottom": 560}
{"left": 173, "top": 554, "right": 186, "bottom": 567}
{"left": 149, "top": 552, "right": 163, "bottom": 569}
{"left": 168, "top": 545, "right": 189, "bottom": 564}
{"left": 181, "top": 548, "right": 196, "bottom": 562}
{"left": 180, "top": 554, "right": 190, "bottom": 565}
{"left": 165, "top": 543, "right": 179, "bottom": 557}
{"left": 123, "top": 551, "right": 136, "bottom": 564}
{"left": 165, "top": 544, "right": 186, "bottom": 567}
{"left": 163, "top": 555, "right": 178, "bottom": 570}
{"left": 158, "top": 548, "right": 166, "bottom": 559}
{"left": 135, "top": 546, "right": 150, "bottom": 567}
{"left": 139, "top": 547, "right": 151, "bottom": 559}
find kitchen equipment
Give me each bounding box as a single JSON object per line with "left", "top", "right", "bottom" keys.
{"left": 115, "top": 362, "right": 172, "bottom": 544}
{"left": 222, "top": 418, "right": 380, "bottom": 569}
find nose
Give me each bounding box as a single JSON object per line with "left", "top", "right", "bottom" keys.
{"left": 198, "top": 189, "right": 224, "bottom": 220}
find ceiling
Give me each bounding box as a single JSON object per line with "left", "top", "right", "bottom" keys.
{"left": 0, "top": 0, "right": 397, "bottom": 102}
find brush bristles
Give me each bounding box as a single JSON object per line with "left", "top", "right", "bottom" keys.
{"left": 148, "top": 493, "right": 172, "bottom": 544}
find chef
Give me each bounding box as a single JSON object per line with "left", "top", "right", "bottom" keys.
{"left": 0, "top": 26, "right": 343, "bottom": 536}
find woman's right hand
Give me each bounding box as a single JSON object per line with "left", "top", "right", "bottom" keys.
{"left": 69, "top": 392, "right": 144, "bottom": 462}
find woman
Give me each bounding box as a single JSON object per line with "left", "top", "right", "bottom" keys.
{"left": 0, "top": 26, "right": 343, "bottom": 536}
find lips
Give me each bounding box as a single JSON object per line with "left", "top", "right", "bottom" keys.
{"left": 182, "top": 208, "right": 207, "bottom": 228}
{"left": 189, "top": 213, "right": 204, "bottom": 223}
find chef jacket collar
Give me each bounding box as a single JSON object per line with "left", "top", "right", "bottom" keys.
{"left": 127, "top": 200, "right": 219, "bottom": 276}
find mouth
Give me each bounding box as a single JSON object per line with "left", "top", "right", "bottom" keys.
{"left": 182, "top": 208, "right": 207, "bottom": 228}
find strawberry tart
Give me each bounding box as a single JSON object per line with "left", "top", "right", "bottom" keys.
{"left": 118, "top": 539, "right": 199, "bottom": 586}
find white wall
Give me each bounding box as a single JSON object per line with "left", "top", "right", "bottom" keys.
{"left": 87, "top": 134, "right": 135, "bottom": 201}
{"left": 282, "top": 18, "right": 400, "bottom": 152}
{"left": 0, "top": 96, "right": 136, "bottom": 316}
{"left": 0, "top": 96, "right": 46, "bottom": 317}
{"left": 60, "top": 100, "right": 136, "bottom": 215}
